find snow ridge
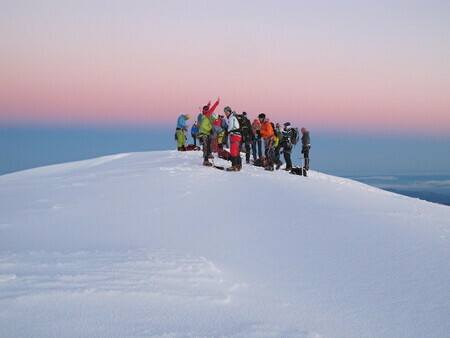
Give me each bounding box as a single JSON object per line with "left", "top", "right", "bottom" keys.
{"left": 1, "top": 150, "right": 449, "bottom": 337}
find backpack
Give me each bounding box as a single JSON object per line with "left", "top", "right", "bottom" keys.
{"left": 253, "top": 157, "right": 268, "bottom": 167}
{"left": 197, "top": 113, "right": 203, "bottom": 131}
{"left": 210, "top": 125, "right": 219, "bottom": 140}
{"left": 186, "top": 144, "right": 200, "bottom": 151}
{"left": 235, "top": 114, "right": 252, "bottom": 139}
{"left": 291, "top": 128, "right": 299, "bottom": 145}
{"left": 218, "top": 148, "right": 231, "bottom": 161}
{"left": 290, "top": 166, "right": 307, "bottom": 177}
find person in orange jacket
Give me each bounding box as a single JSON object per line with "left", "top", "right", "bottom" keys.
{"left": 258, "top": 113, "right": 283, "bottom": 171}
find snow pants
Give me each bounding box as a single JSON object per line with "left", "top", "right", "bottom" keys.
{"left": 252, "top": 139, "right": 262, "bottom": 160}
{"left": 201, "top": 135, "right": 211, "bottom": 161}
{"left": 281, "top": 141, "right": 293, "bottom": 168}
{"left": 302, "top": 146, "right": 310, "bottom": 169}
{"left": 230, "top": 134, "right": 242, "bottom": 157}
{"left": 191, "top": 134, "right": 198, "bottom": 147}
{"left": 230, "top": 134, "right": 242, "bottom": 168}
{"left": 264, "top": 137, "right": 281, "bottom": 167}
{"left": 176, "top": 130, "right": 186, "bottom": 148}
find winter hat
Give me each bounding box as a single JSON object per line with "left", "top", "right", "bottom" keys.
{"left": 211, "top": 112, "right": 218, "bottom": 120}
{"left": 185, "top": 114, "right": 191, "bottom": 119}
{"left": 224, "top": 106, "right": 232, "bottom": 113}
{"left": 284, "top": 122, "right": 291, "bottom": 127}
{"left": 242, "top": 112, "right": 247, "bottom": 116}
{"left": 203, "top": 105, "right": 209, "bottom": 111}
{"left": 258, "top": 113, "right": 266, "bottom": 119}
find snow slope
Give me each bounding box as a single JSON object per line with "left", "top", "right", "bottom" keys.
{"left": 1, "top": 150, "right": 449, "bottom": 337}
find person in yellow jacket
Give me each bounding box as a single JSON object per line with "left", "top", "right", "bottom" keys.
{"left": 175, "top": 114, "right": 190, "bottom": 151}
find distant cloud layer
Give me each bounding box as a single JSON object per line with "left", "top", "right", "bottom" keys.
{"left": 355, "top": 176, "right": 450, "bottom": 193}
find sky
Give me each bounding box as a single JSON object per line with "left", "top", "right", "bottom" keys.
{"left": 0, "top": 0, "right": 449, "bottom": 176}
{"left": 1, "top": 0, "right": 450, "bottom": 132}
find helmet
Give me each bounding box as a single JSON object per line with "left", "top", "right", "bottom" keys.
{"left": 203, "top": 106, "right": 209, "bottom": 111}
{"left": 284, "top": 122, "right": 291, "bottom": 127}
{"left": 258, "top": 113, "right": 266, "bottom": 119}
{"left": 224, "top": 106, "right": 232, "bottom": 113}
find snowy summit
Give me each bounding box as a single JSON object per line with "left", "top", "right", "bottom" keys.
{"left": 1, "top": 150, "right": 449, "bottom": 337}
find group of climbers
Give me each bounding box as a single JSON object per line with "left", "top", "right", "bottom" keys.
{"left": 175, "top": 99, "right": 311, "bottom": 173}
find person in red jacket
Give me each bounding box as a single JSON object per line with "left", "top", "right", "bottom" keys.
{"left": 202, "top": 98, "right": 220, "bottom": 118}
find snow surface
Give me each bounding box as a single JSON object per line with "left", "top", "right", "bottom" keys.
{"left": 1, "top": 150, "right": 449, "bottom": 337}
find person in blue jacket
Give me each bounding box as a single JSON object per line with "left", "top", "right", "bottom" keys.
{"left": 175, "top": 114, "right": 190, "bottom": 151}
{"left": 190, "top": 121, "right": 199, "bottom": 147}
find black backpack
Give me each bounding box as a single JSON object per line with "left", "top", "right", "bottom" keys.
{"left": 291, "top": 127, "right": 299, "bottom": 145}
{"left": 270, "top": 122, "right": 276, "bottom": 133}
{"left": 235, "top": 114, "right": 252, "bottom": 138}
{"left": 290, "top": 166, "right": 307, "bottom": 177}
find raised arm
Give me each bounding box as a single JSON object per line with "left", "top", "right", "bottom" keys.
{"left": 205, "top": 97, "right": 220, "bottom": 117}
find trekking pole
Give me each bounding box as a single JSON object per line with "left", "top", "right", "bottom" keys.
{"left": 298, "top": 157, "right": 305, "bottom": 168}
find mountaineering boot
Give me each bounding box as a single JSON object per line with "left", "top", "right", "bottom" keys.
{"left": 264, "top": 165, "right": 274, "bottom": 171}
{"left": 226, "top": 165, "right": 239, "bottom": 172}
{"left": 276, "top": 161, "right": 284, "bottom": 170}
{"left": 237, "top": 156, "right": 242, "bottom": 167}
{"left": 227, "top": 156, "right": 237, "bottom": 171}
{"left": 203, "top": 160, "right": 213, "bottom": 167}
{"left": 233, "top": 156, "right": 242, "bottom": 171}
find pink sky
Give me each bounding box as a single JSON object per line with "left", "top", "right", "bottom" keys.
{"left": 1, "top": 1, "right": 449, "bottom": 135}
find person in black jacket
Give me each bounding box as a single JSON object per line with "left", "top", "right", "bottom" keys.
{"left": 280, "top": 122, "right": 295, "bottom": 170}
{"left": 240, "top": 112, "right": 254, "bottom": 164}
{"left": 301, "top": 127, "right": 311, "bottom": 170}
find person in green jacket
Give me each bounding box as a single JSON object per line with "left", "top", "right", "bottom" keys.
{"left": 199, "top": 112, "right": 219, "bottom": 166}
